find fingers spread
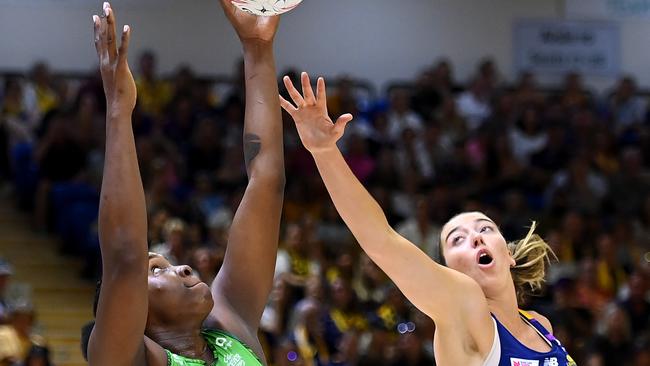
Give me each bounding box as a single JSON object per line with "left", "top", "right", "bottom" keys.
{"left": 334, "top": 113, "right": 353, "bottom": 134}
{"left": 104, "top": 3, "right": 118, "bottom": 62}
{"left": 118, "top": 25, "right": 131, "bottom": 64}
{"left": 93, "top": 15, "right": 101, "bottom": 55}
{"left": 316, "top": 77, "right": 327, "bottom": 107}
{"left": 301, "top": 72, "right": 316, "bottom": 105}
{"left": 97, "top": 9, "right": 110, "bottom": 63}
{"left": 279, "top": 95, "right": 297, "bottom": 116}
{"left": 283, "top": 76, "right": 305, "bottom": 107}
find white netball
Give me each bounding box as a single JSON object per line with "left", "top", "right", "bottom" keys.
{"left": 231, "top": 0, "right": 303, "bottom": 16}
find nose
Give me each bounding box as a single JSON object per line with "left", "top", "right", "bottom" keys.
{"left": 176, "top": 265, "right": 193, "bottom": 277}
{"left": 470, "top": 232, "right": 485, "bottom": 248}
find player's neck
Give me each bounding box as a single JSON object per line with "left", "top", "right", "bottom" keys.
{"left": 148, "top": 325, "right": 210, "bottom": 361}
{"left": 486, "top": 280, "right": 520, "bottom": 326}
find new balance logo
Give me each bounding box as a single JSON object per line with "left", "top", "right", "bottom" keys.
{"left": 543, "top": 358, "right": 559, "bottom": 366}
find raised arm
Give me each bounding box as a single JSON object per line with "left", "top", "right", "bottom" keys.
{"left": 279, "top": 74, "right": 488, "bottom": 325}
{"left": 211, "top": 0, "right": 285, "bottom": 331}
{"left": 88, "top": 3, "right": 150, "bottom": 365}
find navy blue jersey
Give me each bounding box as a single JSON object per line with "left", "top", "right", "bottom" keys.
{"left": 487, "top": 310, "right": 576, "bottom": 366}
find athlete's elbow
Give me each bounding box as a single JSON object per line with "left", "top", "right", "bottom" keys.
{"left": 355, "top": 226, "right": 396, "bottom": 256}
{"left": 248, "top": 172, "right": 286, "bottom": 194}
{"left": 99, "top": 239, "right": 147, "bottom": 271}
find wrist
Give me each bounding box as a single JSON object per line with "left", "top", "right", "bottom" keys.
{"left": 242, "top": 40, "right": 274, "bottom": 54}
{"left": 310, "top": 146, "right": 340, "bottom": 158}
{"left": 107, "top": 108, "right": 133, "bottom": 121}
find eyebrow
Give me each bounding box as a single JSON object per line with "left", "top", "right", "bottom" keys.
{"left": 444, "top": 218, "right": 497, "bottom": 243}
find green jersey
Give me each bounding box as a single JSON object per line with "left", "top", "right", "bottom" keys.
{"left": 166, "top": 329, "right": 263, "bottom": 366}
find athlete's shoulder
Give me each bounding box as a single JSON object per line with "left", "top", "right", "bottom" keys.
{"left": 521, "top": 310, "right": 554, "bottom": 334}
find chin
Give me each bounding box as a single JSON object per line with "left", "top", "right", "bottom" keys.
{"left": 196, "top": 284, "right": 214, "bottom": 305}
{"left": 203, "top": 288, "right": 215, "bottom": 306}
{"left": 183, "top": 285, "right": 214, "bottom": 312}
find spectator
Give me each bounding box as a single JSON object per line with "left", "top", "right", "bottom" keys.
{"left": 386, "top": 89, "right": 423, "bottom": 142}
{"left": 0, "top": 260, "right": 12, "bottom": 325}
{"left": 618, "top": 270, "right": 650, "bottom": 339}
{"left": 590, "top": 304, "right": 634, "bottom": 366}
{"left": 561, "top": 72, "right": 591, "bottom": 111}
{"left": 514, "top": 71, "right": 545, "bottom": 107}
{"left": 410, "top": 69, "right": 442, "bottom": 119}
{"left": 395, "top": 196, "right": 441, "bottom": 261}
{"left": 608, "top": 147, "right": 650, "bottom": 216}
{"left": 22, "top": 62, "right": 59, "bottom": 119}
{"left": 33, "top": 109, "right": 88, "bottom": 231}
{"left": 322, "top": 278, "right": 368, "bottom": 358}
{"left": 509, "top": 106, "right": 548, "bottom": 164}
{"left": 608, "top": 76, "right": 647, "bottom": 137}
{"left": 0, "top": 303, "right": 43, "bottom": 366}
{"left": 455, "top": 76, "right": 492, "bottom": 131}
{"left": 275, "top": 222, "right": 322, "bottom": 287}
{"left": 430, "top": 59, "right": 457, "bottom": 95}
{"left": 135, "top": 51, "right": 172, "bottom": 119}
{"left": 20, "top": 345, "right": 53, "bottom": 366}
{"left": 150, "top": 217, "right": 190, "bottom": 265}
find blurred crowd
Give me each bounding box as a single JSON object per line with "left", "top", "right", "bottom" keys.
{"left": 0, "top": 259, "right": 52, "bottom": 366}
{"left": 0, "top": 54, "right": 649, "bottom": 366}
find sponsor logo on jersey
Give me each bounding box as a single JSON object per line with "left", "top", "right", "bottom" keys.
{"left": 224, "top": 353, "right": 245, "bottom": 366}
{"left": 215, "top": 337, "right": 234, "bottom": 350}
{"left": 543, "top": 358, "right": 559, "bottom": 366}
{"left": 510, "top": 359, "right": 539, "bottom": 366}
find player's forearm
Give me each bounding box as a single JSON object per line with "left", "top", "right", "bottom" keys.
{"left": 241, "top": 42, "right": 285, "bottom": 186}
{"left": 311, "top": 148, "right": 393, "bottom": 253}
{"left": 98, "top": 114, "right": 148, "bottom": 266}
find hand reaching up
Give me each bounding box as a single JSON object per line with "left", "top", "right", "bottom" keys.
{"left": 220, "top": 0, "right": 280, "bottom": 45}
{"left": 280, "top": 72, "right": 353, "bottom": 154}
{"left": 93, "top": 2, "right": 136, "bottom": 118}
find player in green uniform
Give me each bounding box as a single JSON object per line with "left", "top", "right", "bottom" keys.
{"left": 86, "top": 1, "right": 284, "bottom": 365}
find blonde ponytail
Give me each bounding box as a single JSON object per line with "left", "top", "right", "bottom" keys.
{"left": 507, "top": 222, "right": 557, "bottom": 303}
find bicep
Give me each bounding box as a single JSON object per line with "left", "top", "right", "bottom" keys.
{"left": 370, "top": 231, "right": 495, "bottom": 353}
{"left": 212, "top": 179, "right": 284, "bottom": 327}
{"left": 88, "top": 270, "right": 149, "bottom": 365}
{"left": 366, "top": 230, "right": 490, "bottom": 323}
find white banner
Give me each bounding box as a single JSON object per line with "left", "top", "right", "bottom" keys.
{"left": 513, "top": 20, "right": 620, "bottom": 76}
{"left": 566, "top": 0, "right": 650, "bottom": 19}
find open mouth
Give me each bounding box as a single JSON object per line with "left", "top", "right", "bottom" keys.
{"left": 477, "top": 251, "right": 494, "bottom": 266}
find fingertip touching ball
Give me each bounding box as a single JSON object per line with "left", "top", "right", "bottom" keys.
{"left": 231, "top": 0, "right": 303, "bottom": 16}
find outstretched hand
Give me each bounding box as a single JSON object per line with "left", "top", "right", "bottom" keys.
{"left": 280, "top": 72, "right": 353, "bottom": 154}
{"left": 93, "top": 2, "right": 136, "bottom": 118}
{"left": 220, "top": 0, "right": 280, "bottom": 44}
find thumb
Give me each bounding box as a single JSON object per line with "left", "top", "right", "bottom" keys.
{"left": 334, "top": 113, "right": 353, "bottom": 134}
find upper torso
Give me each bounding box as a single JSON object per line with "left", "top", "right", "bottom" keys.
{"left": 488, "top": 310, "right": 576, "bottom": 366}
{"left": 165, "top": 329, "right": 264, "bottom": 366}
{"left": 432, "top": 310, "right": 575, "bottom": 366}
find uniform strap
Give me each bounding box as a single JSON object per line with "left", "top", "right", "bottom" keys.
{"left": 518, "top": 310, "right": 557, "bottom": 344}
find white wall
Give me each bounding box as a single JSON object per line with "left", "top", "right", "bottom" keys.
{"left": 0, "top": 0, "right": 648, "bottom": 92}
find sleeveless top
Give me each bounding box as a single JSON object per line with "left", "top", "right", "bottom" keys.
{"left": 166, "top": 329, "right": 263, "bottom": 366}
{"left": 482, "top": 310, "right": 576, "bottom": 366}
